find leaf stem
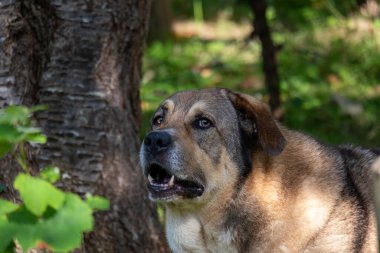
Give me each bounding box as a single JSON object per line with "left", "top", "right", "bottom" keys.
{"left": 13, "top": 142, "right": 29, "bottom": 174}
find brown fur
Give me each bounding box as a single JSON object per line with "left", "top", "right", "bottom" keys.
{"left": 140, "top": 88, "right": 379, "bottom": 253}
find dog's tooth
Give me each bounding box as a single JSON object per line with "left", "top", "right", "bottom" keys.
{"left": 169, "top": 175, "right": 175, "bottom": 186}
{"left": 148, "top": 174, "right": 154, "bottom": 184}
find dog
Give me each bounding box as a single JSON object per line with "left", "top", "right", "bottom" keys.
{"left": 139, "top": 88, "right": 379, "bottom": 253}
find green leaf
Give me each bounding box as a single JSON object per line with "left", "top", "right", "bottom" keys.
{"left": 16, "top": 126, "right": 46, "bottom": 144}
{"left": 3, "top": 241, "right": 16, "bottom": 253}
{"left": 29, "top": 104, "right": 48, "bottom": 113}
{"left": 17, "top": 126, "right": 41, "bottom": 134}
{"left": 39, "top": 166, "right": 60, "bottom": 183}
{"left": 0, "top": 105, "right": 29, "bottom": 125}
{"left": 37, "top": 194, "right": 93, "bottom": 252}
{"left": 25, "top": 133, "right": 47, "bottom": 144}
{"left": 14, "top": 174, "right": 65, "bottom": 216}
{"left": 85, "top": 194, "right": 110, "bottom": 211}
{"left": 0, "top": 124, "right": 24, "bottom": 143}
{"left": 15, "top": 224, "right": 40, "bottom": 251}
{"left": 0, "top": 200, "right": 18, "bottom": 215}
{"left": 0, "top": 141, "right": 13, "bottom": 158}
{"left": 2, "top": 209, "right": 41, "bottom": 252}
{"left": 2, "top": 195, "right": 94, "bottom": 253}
{"left": 0, "top": 217, "right": 17, "bottom": 252}
{"left": 7, "top": 206, "right": 39, "bottom": 225}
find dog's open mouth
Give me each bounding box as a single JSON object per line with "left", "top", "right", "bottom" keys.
{"left": 146, "top": 164, "right": 204, "bottom": 200}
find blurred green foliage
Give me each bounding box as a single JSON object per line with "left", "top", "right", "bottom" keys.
{"left": 172, "top": 0, "right": 367, "bottom": 27}
{"left": 142, "top": 0, "right": 380, "bottom": 147}
{"left": 279, "top": 31, "right": 380, "bottom": 146}
{"left": 172, "top": 0, "right": 250, "bottom": 21}
{"left": 268, "top": 0, "right": 360, "bottom": 29}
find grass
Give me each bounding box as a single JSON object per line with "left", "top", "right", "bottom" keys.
{"left": 141, "top": 15, "right": 380, "bottom": 148}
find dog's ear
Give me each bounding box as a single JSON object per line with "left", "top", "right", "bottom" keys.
{"left": 222, "top": 89, "right": 286, "bottom": 156}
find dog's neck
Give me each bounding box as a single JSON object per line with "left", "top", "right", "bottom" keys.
{"left": 164, "top": 174, "right": 263, "bottom": 253}
{"left": 165, "top": 202, "right": 241, "bottom": 253}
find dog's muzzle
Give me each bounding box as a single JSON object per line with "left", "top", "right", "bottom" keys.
{"left": 141, "top": 131, "right": 204, "bottom": 201}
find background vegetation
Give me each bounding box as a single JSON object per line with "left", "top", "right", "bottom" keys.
{"left": 142, "top": 0, "right": 380, "bottom": 147}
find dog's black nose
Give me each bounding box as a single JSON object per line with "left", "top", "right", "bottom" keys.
{"left": 144, "top": 131, "right": 172, "bottom": 154}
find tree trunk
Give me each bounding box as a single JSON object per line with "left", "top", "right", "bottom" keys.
{"left": 0, "top": 0, "right": 169, "bottom": 252}
{"left": 148, "top": 0, "right": 173, "bottom": 42}
{"left": 356, "top": 0, "right": 367, "bottom": 8}
{"left": 0, "top": 0, "right": 42, "bottom": 201}
{"left": 250, "top": 0, "right": 281, "bottom": 112}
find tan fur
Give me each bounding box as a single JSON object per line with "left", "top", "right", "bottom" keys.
{"left": 166, "top": 146, "right": 240, "bottom": 253}
{"left": 141, "top": 89, "right": 378, "bottom": 253}
{"left": 238, "top": 129, "right": 353, "bottom": 252}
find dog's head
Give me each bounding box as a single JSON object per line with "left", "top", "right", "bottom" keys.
{"left": 140, "top": 89, "right": 286, "bottom": 206}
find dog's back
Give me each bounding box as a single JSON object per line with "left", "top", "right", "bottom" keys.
{"left": 303, "top": 145, "right": 379, "bottom": 252}
{"left": 237, "top": 129, "right": 379, "bottom": 252}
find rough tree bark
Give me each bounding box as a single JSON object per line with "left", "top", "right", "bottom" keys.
{"left": 0, "top": 0, "right": 169, "bottom": 252}
{"left": 249, "top": 0, "right": 281, "bottom": 112}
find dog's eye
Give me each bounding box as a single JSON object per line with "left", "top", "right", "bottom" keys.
{"left": 194, "top": 118, "right": 213, "bottom": 130}
{"left": 153, "top": 115, "right": 164, "bottom": 126}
